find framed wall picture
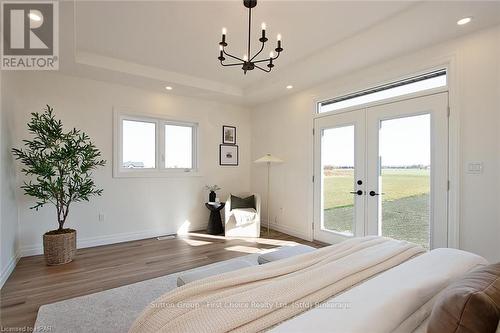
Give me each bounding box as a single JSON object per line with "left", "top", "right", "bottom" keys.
{"left": 222, "top": 125, "right": 236, "bottom": 144}
{"left": 219, "top": 144, "right": 239, "bottom": 166}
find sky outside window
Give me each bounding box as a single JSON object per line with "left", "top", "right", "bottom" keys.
{"left": 322, "top": 114, "right": 430, "bottom": 168}
{"left": 319, "top": 74, "right": 446, "bottom": 113}
{"left": 165, "top": 125, "right": 193, "bottom": 169}
{"left": 122, "top": 120, "right": 156, "bottom": 168}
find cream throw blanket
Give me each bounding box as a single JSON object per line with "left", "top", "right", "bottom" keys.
{"left": 129, "top": 236, "right": 424, "bottom": 333}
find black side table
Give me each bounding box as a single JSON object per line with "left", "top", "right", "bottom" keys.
{"left": 205, "top": 202, "right": 225, "bottom": 235}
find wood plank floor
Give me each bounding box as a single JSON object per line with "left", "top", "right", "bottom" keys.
{"left": 0, "top": 228, "right": 324, "bottom": 330}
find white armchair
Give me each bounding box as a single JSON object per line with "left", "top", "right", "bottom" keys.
{"left": 224, "top": 193, "right": 261, "bottom": 238}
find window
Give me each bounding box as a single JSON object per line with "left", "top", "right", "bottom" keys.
{"left": 318, "top": 69, "right": 447, "bottom": 113}
{"left": 114, "top": 113, "right": 198, "bottom": 177}
{"left": 122, "top": 120, "right": 156, "bottom": 169}
{"left": 164, "top": 124, "right": 193, "bottom": 169}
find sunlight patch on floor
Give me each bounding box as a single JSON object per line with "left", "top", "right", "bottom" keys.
{"left": 184, "top": 232, "right": 304, "bottom": 248}
{"left": 224, "top": 246, "right": 270, "bottom": 254}
{"left": 244, "top": 238, "right": 298, "bottom": 247}
{"left": 181, "top": 238, "right": 212, "bottom": 246}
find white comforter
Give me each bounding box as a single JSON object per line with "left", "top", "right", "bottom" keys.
{"left": 129, "top": 237, "right": 424, "bottom": 333}
{"left": 271, "top": 248, "right": 487, "bottom": 333}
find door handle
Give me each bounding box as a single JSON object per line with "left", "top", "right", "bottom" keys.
{"left": 350, "top": 190, "right": 363, "bottom": 196}
{"left": 369, "top": 191, "right": 385, "bottom": 196}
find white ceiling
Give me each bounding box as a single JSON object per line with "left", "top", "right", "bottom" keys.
{"left": 58, "top": 1, "right": 500, "bottom": 106}
{"left": 75, "top": 1, "right": 415, "bottom": 88}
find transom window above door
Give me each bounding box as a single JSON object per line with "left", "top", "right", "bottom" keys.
{"left": 318, "top": 69, "right": 447, "bottom": 113}
{"left": 113, "top": 112, "right": 198, "bottom": 177}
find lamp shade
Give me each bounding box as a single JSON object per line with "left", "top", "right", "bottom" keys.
{"left": 254, "top": 153, "right": 283, "bottom": 164}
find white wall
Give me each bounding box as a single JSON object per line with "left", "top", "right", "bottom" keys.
{"left": 1, "top": 70, "right": 20, "bottom": 288}
{"left": 2, "top": 71, "right": 251, "bottom": 257}
{"left": 251, "top": 26, "right": 500, "bottom": 263}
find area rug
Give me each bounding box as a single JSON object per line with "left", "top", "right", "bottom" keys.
{"left": 34, "top": 253, "right": 261, "bottom": 333}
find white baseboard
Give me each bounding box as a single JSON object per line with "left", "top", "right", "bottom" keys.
{"left": 266, "top": 221, "right": 312, "bottom": 241}
{"left": 0, "top": 250, "right": 20, "bottom": 289}
{"left": 20, "top": 222, "right": 206, "bottom": 257}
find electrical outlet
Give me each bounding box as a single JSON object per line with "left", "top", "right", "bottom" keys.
{"left": 98, "top": 213, "right": 105, "bottom": 222}
{"left": 280, "top": 207, "right": 285, "bottom": 216}
{"left": 274, "top": 216, "right": 278, "bottom": 224}
{"left": 467, "top": 161, "right": 483, "bottom": 174}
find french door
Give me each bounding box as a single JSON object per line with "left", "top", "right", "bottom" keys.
{"left": 313, "top": 92, "right": 448, "bottom": 249}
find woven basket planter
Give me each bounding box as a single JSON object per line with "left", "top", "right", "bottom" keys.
{"left": 43, "top": 229, "right": 77, "bottom": 265}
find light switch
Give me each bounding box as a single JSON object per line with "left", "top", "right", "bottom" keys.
{"left": 467, "top": 162, "right": 483, "bottom": 174}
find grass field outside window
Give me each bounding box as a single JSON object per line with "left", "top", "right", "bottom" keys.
{"left": 323, "top": 168, "right": 430, "bottom": 249}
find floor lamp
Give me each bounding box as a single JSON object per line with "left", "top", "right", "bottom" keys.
{"left": 254, "top": 153, "right": 283, "bottom": 236}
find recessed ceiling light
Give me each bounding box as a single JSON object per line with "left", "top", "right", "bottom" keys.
{"left": 286, "top": 85, "right": 293, "bottom": 89}
{"left": 457, "top": 17, "right": 472, "bottom": 26}
{"left": 165, "top": 86, "right": 173, "bottom": 90}
{"left": 28, "top": 12, "right": 42, "bottom": 22}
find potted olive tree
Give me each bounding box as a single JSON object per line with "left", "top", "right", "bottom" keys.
{"left": 13, "top": 105, "right": 105, "bottom": 265}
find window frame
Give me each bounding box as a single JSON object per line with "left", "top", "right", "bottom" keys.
{"left": 315, "top": 69, "right": 448, "bottom": 116}
{"left": 113, "top": 110, "right": 199, "bottom": 178}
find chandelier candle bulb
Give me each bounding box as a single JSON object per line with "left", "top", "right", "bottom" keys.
{"left": 268, "top": 57, "right": 274, "bottom": 69}
{"left": 274, "top": 33, "right": 283, "bottom": 53}
{"left": 268, "top": 51, "right": 274, "bottom": 68}
{"left": 218, "top": 45, "right": 225, "bottom": 61}
{"left": 261, "top": 22, "right": 266, "bottom": 38}
{"left": 221, "top": 27, "right": 227, "bottom": 44}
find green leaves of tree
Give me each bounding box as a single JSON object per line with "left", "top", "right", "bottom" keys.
{"left": 12, "top": 105, "right": 106, "bottom": 230}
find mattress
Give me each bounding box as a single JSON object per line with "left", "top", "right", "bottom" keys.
{"left": 271, "top": 248, "right": 487, "bottom": 333}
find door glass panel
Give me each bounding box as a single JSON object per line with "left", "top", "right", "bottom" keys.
{"left": 379, "top": 114, "right": 431, "bottom": 249}
{"left": 322, "top": 125, "right": 355, "bottom": 235}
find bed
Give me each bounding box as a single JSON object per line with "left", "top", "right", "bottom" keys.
{"left": 129, "top": 236, "right": 489, "bottom": 333}
{"left": 271, "top": 248, "right": 486, "bottom": 333}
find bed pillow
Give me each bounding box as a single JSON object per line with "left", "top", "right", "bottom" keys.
{"left": 427, "top": 262, "right": 500, "bottom": 333}
{"left": 230, "top": 195, "right": 255, "bottom": 210}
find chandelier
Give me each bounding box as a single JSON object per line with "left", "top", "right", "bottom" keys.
{"left": 218, "top": 0, "right": 283, "bottom": 74}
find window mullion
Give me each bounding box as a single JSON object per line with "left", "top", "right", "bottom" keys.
{"left": 158, "top": 120, "right": 165, "bottom": 170}
{"left": 192, "top": 124, "right": 197, "bottom": 171}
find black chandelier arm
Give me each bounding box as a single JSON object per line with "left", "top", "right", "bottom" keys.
{"left": 254, "top": 64, "right": 271, "bottom": 73}
{"left": 220, "top": 61, "right": 244, "bottom": 67}
{"left": 252, "top": 52, "right": 280, "bottom": 65}
{"left": 222, "top": 48, "right": 245, "bottom": 63}
{"left": 271, "top": 51, "right": 281, "bottom": 61}
{"left": 250, "top": 41, "right": 265, "bottom": 62}
{"left": 252, "top": 58, "right": 272, "bottom": 65}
